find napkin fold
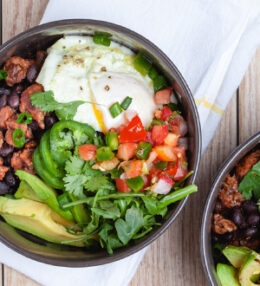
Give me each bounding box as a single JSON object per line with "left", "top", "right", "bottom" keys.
{"left": 1, "top": 0, "right": 260, "bottom": 285}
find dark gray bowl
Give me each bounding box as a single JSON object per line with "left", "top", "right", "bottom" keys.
{"left": 201, "top": 132, "right": 260, "bottom": 285}
{"left": 0, "top": 19, "right": 201, "bottom": 267}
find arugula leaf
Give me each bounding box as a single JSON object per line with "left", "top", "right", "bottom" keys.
{"left": 63, "top": 174, "right": 87, "bottom": 198}
{"left": 92, "top": 200, "right": 120, "bottom": 220}
{"left": 65, "top": 156, "right": 85, "bottom": 175}
{"left": 115, "top": 205, "right": 144, "bottom": 245}
{"left": 30, "top": 90, "right": 85, "bottom": 120}
{"left": 239, "top": 168, "right": 260, "bottom": 200}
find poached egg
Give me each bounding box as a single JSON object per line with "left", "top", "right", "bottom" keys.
{"left": 36, "top": 36, "right": 156, "bottom": 133}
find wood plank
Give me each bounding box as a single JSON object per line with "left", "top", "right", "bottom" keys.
{"left": 2, "top": 1, "right": 48, "bottom": 285}
{"left": 130, "top": 93, "right": 238, "bottom": 285}
{"left": 239, "top": 48, "right": 260, "bottom": 143}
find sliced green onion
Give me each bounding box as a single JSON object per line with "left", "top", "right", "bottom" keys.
{"left": 155, "top": 161, "right": 168, "bottom": 170}
{"left": 148, "top": 67, "right": 159, "bottom": 80}
{"left": 17, "top": 113, "right": 32, "bottom": 124}
{"left": 93, "top": 31, "right": 112, "bottom": 47}
{"left": 133, "top": 53, "right": 152, "bottom": 76}
{"left": 109, "top": 102, "right": 123, "bottom": 118}
{"left": 106, "top": 131, "right": 119, "bottom": 151}
{"left": 121, "top": 96, "right": 132, "bottom": 110}
{"left": 13, "top": 128, "right": 25, "bottom": 148}
{"left": 0, "top": 70, "right": 8, "bottom": 80}
{"left": 153, "top": 75, "right": 168, "bottom": 93}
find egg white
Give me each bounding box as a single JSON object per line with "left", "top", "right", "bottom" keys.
{"left": 36, "top": 36, "right": 156, "bottom": 132}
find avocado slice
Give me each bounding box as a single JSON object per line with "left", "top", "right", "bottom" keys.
{"left": 15, "top": 171, "right": 74, "bottom": 222}
{"left": 15, "top": 180, "right": 41, "bottom": 202}
{"left": 223, "top": 246, "right": 253, "bottom": 268}
{"left": 0, "top": 197, "right": 85, "bottom": 246}
{"left": 239, "top": 253, "right": 260, "bottom": 286}
{"left": 217, "top": 263, "right": 240, "bottom": 286}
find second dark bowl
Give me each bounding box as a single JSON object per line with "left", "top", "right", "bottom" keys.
{"left": 201, "top": 132, "right": 260, "bottom": 285}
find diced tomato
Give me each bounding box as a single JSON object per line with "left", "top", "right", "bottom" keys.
{"left": 149, "top": 164, "right": 162, "bottom": 178}
{"left": 153, "top": 145, "right": 177, "bottom": 161}
{"left": 146, "top": 151, "right": 158, "bottom": 165}
{"left": 108, "top": 127, "right": 117, "bottom": 133}
{"left": 115, "top": 178, "right": 130, "bottom": 193}
{"left": 119, "top": 115, "right": 147, "bottom": 143}
{"left": 169, "top": 115, "right": 188, "bottom": 136}
{"left": 122, "top": 160, "right": 143, "bottom": 178}
{"left": 164, "top": 162, "right": 178, "bottom": 176}
{"left": 158, "top": 173, "right": 174, "bottom": 186}
{"left": 142, "top": 175, "right": 151, "bottom": 189}
{"left": 78, "top": 144, "right": 97, "bottom": 161}
{"left": 173, "top": 160, "right": 188, "bottom": 181}
{"left": 173, "top": 146, "right": 187, "bottom": 161}
{"left": 117, "top": 143, "right": 137, "bottom": 161}
{"left": 154, "top": 109, "right": 162, "bottom": 120}
{"left": 151, "top": 125, "right": 168, "bottom": 145}
{"left": 164, "top": 133, "right": 179, "bottom": 146}
{"left": 160, "top": 106, "right": 173, "bottom": 121}
{"left": 154, "top": 88, "right": 172, "bottom": 105}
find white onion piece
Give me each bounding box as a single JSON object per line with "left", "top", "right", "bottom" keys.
{"left": 177, "top": 115, "right": 188, "bottom": 136}
{"left": 178, "top": 137, "right": 188, "bottom": 150}
{"left": 120, "top": 172, "right": 127, "bottom": 180}
{"left": 146, "top": 151, "right": 157, "bottom": 166}
{"left": 152, "top": 179, "right": 172, "bottom": 195}
{"left": 170, "top": 92, "right": 178, "bottom": 104}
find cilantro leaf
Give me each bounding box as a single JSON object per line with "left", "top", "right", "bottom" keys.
{"left": 63, "top": 174, "right": 87, "bottom": 198}
{"left": 239, "top": 169, "right": 260, "bottom": 200}
{"left": 115, "top": 205, "right": 144, "bottom": 245}
{"left": 84, "top": 175, "right": 110, "bottom": 192}
{"left": 92, "top": 200, "right": 121, "bottom": 220}
{"left": 65, "top": 156, "right": 85, "bottom": 175}
{"left": 83, "top": 161, "right": 103, "bottom": 177}
{"left": 30, "top": 90, "right": 85, "bottom": 120}
{"left": 99, "top": 224, "right": 122, "bottom": 254}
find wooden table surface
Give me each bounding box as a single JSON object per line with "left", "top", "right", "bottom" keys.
{"left": 0, "top": 0, "right": 259, "bottom": 285}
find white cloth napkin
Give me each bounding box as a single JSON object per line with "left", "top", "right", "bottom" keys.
{"left": 1, "top": 0, "right": 260, "bottom": 285}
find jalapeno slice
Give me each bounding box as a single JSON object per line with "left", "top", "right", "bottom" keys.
{"left": 50, "top": 120, "right": 96, "bottom": 167}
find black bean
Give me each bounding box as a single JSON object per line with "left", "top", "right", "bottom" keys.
{"left": 3, "top": 153, "right": 12, "bottom": 166}
{"left": 0, "top": 88, "right": 10, "bottom": 96}
{"left": 212, "top": 233, "right": 220, "bottom": 243}
{"left": 223, "top": 232, "right": 234, "bottom": 242}
{"left": 232, "top": 207, "right": 245, "bottom": 228}
{"left": 0, "top": 182, "right": 9, "bottom": 195}
{"left": 12, "top": 84, "right": 24, "bottom": 94}
{"left": 26, "top": 64, "right": 38, "bottom": 83}
{"left": 8, "top": 92, "right": 19, "bottom": 109}
{"left": 0, "top": 94, "right": 7, "bottom": 108}
{"left": 28, "top": 120, "right": 39, "bottom": 131}
{"left": 247, "top": 214, "right": 260, "bottom": 226}
{"left": 243, "top": 227, "right": 258, "bottom": 238}
{"left": 0, "top": 143, "right": 14, "bottom": 157}
{"left": 214, "top": 201, "right": 225, "bottom": 214}
{"left": 44, "top": 114, "right": 58, "bottom": 130}
{"left": 242, "top": 200, "right": 258, "bottom": 214}
{"left": 4, "top": 171, "right": 16, "bottom": 187}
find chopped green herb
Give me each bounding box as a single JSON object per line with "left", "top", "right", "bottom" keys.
{"left": 0, "top": 70, "right": 8, "bottom": 80}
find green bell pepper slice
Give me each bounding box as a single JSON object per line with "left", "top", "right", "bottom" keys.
{"left": 33, "top": 147, "right": 64, "bottom": 190}
{"left": 50, "top": 120, "right": 96, "bottom": 167}
{"left": 96, "top": 146, "right": 115, "bottom": 161}
{"left": 39, "top": 130, "right": 64, "bottom": 178}
{"left": 126, "top": 176, "right": 144, "bottom": 192}
{"left": 15, "top": 170, "right": 74, "bottom": 221}
{"left": 135, "top": 142, "right": 152, "bottom": 160}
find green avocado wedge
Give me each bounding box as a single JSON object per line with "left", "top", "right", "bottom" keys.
{"left": 15, "top": 171, "right": 74, "bottom": 222}
{"left": 217, "top": 263, "right": 240, "bottom": 286}
{"left": 223, "top": 246, "right": 253, "bottom": 268}
{"left": 239, "top": 253, "right": 260, "bottom": 286}
{"left": 0, "top": 197, "right": 85, "bottom": 247}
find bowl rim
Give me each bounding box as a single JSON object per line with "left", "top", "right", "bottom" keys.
{"left": 0, "top": 19, "right": 201, "bottom": 267}
{"left": 200, "top": 131, "right": 260, "bottom": 285}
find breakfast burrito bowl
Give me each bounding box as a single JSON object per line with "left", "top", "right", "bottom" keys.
{"left": 0, "top": 19, "right": 201, "bottom": 266}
